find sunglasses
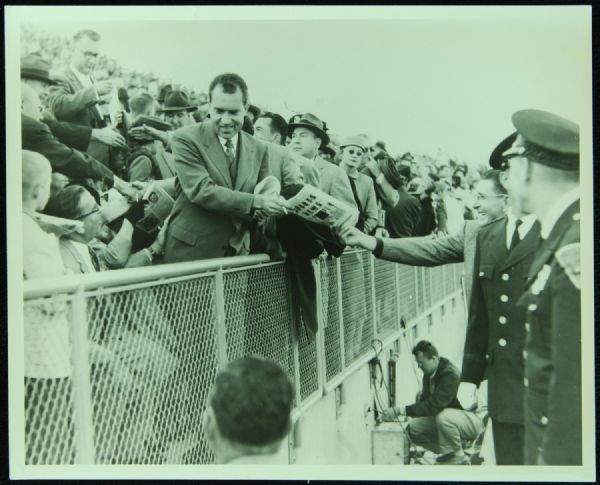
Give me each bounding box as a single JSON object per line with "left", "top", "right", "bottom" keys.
{"left": 346, "top": 149, "right": 364, "bottom": 156}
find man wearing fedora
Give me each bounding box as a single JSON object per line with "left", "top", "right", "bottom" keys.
{"left": 21, "top": 54, "right": 126, "bottom": 154}
{"left": 163, "top": 72, "right": 287, "bottom": 262}
{"left": 47, "top": 30, "right": 121, "bottom": 167}
{"left": 503, "top": 109, "right": 582, "bottom": 465}
{"left": 159, "top": 91, "right": 198, "bottom": 131}
{"left": 287, "top": 113, "right": 356, "bottom": 209}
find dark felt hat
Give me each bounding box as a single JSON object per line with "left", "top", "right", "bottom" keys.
{"left": 21, "top": 54, "right": 56, "bottom": 85}
{"left": 157, "top": 84, "right": 173, "bottom": 103}
{"left": 287, "top": 113, "right": 330, "bottom": 146}
{"left": 502, "top": 109, "right": 579, "bottom": 171}
{"left": 158, "top": 91, "right": 197, "bottom": 113}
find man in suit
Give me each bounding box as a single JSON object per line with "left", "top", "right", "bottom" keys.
{"left": 287, "top": 113, "right": 356, "bottom": 209}
{"left": 381, "top": 341, "right": 484, "bottom": 465}
{"left": 163, "top": 73, "right": 287, "bottom": 263}
{"left": 21, "top": 53, "right": 126, "bottom": 153}
{"left": 459, "top": 164, "right": 540, "bottom": 465}
{"left": 47, "top": 30, "right": 121, "bottom": 165}
{"left": 503, "top": 109, "right": 581, "bottom": 465}
{"left": 384, "top": 160, "right": 423, "bottom": 238}
{"left": 21, "top": 83, "right": 136, "bottom": 197}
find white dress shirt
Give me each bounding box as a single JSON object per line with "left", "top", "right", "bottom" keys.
{"left": 218, "top": 133, "right": 239, "bottom": 157}
{"left": 69, "top": 240, "right": 98, "bottom": 273}
{"left": 505, "top": 212, "right": 538, "bottom": 250}
{"left": 540, "top": 187, "right": 580, "bottom": 239}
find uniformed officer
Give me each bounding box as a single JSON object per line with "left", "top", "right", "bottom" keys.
{"left": 502, "top": 109, "right": 581, "bottom": 465}
{"left": 458, "top": 134, "right": 541, "bottom": 465}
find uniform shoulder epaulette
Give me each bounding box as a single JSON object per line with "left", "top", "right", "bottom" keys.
{"left": 555, "top": 242, "right": 580, "bottom": 290}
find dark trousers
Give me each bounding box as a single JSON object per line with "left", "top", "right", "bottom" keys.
{"left": 491, "top": 420, "right": 525, "bottom": 465}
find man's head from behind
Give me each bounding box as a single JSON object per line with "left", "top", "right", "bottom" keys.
{"left": 203, "top": 357, "right": 294, "bottom": 464}
{"left": 412, "top": 340, "right": 440, "bottom": 377}
{"left": 71, "top": 30, "right": 101, "bottom": 75}
{"left": 208, "top": 73, "right": 249, "bottom": 140}
{"left": 22, "top": 150, "right": 52, "bottom": 212}
{"left": 44, "top": 184, "right": 106, "bottom": 243}
{"left": 473, "top": 169, "right": 507, "bottom": 223}
{"left": 130, "top": 93, "right": 156, "bottom": 120}
{"left": 254, "top": 112, "right": 288, "bottom": 145}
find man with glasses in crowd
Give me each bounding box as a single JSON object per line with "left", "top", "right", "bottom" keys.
{"left": 48, "top": 29, "right": 120, "bottom": 167}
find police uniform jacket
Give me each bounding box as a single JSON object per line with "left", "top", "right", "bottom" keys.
{"left": 462, "top": 215, "right": 541, "bottom": 424}
{"left": 520, "top": 199, "right": 581, "bottom": 465}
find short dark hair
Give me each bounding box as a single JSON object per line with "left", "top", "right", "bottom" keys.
{"left": 241, "top": 116, "right": 254, "bottom": 135}
{"left": 247, "top": 104, "right": 261, "bottom": 119}
{"left": 208, "top": 73, "right": 248, "bottom": 105}
{"left": 257, "top": 112, "right": 288, "bottom": 144}
{"left": 44, "top": 184, "right": 89, "bottom": 219}
{"left": 412, "top": 340, "right": 439, "bottom": 359}
{"left": 210, "top": 357, "right": 294, "bottom": 447}
{"left": 480, "top": 169, "right": 507, "bottom": 196}
{"left": 73, "top": 29, "right": 101, "bottom": 43}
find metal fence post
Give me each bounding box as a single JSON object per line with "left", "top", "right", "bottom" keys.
{"left": 70, "top": 285, "right": 96, "bottom": 464}
{"left": 336, "top": 258, "right": 346, "bottom": 370}
{"left": 395, "top": 264, "right": 402, "bottom": 331}
{"left": 413, "top": 266, "right": 421, "bottom": 315}
{"left": 284, "top": 265, "right": 303, "bottom": 406}
{"left": 214, "top": 268, "right": 229, "bottom": 369}
{"left": 369, "top": 253, "right": 378, "bottom": 339}
{"left": 314, "top": 259, "right": 326, "bottom": 393}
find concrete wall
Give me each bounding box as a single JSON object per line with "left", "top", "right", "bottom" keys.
{"left": 287, "top": 292, "right": 470, "bottom": 465}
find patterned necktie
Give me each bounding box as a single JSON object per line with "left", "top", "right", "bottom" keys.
{"left": 509, "top": 218, "right": 523, "bottom": 252}
{"left": 224, "top": 139, "right": 236, "bottom": 180}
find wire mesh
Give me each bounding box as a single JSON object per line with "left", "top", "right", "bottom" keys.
{"left": 397, "top": 265, "right": 418, "bottom": 322}
{"left": 321, "top": 257, "right": 343, "bottom": 381}
{"left": 444, "top": 264, "right": 456, "bottom": 295}
{"left": 374, "top": 257, "right": 399, "bottom": 340}
{"left": 340, "top": 251, "right": 374, "bottom": 365}
{"left": 86, "top": 276, "right": 217, "bottom": 464}
{"left": 297, "top": 312, "right": 320, "bottom": 400}
{"left": 422, "top": 267, "right": 433, "bottom": 310}
{"left": 24, "top": 294, "right": 75, "bottom": 464}
{"left": 430, "top": 266, "right": 445, "bottom": 304}
{"left": 223, "top": 263, "right": 295, "bottom": 382}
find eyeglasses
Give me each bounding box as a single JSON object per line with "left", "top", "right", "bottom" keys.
{"left": 78, "top": 49, "right": 99, "bottom": 59}
{"left": 475, "top": 194, "right": 507, "bottom": 202}
{"left": 346, "top": 149, "right": 364, "bottom": 156}
{"left": 75, "top": 205, "right": 101, "bottom": 220}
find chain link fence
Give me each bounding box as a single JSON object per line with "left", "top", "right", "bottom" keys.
{"left": 22, "top": 252, "right": 463, "bottom": 465}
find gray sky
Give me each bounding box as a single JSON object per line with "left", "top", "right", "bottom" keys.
{"left": 22, "top": 6, "right": 591, "bottom": 167}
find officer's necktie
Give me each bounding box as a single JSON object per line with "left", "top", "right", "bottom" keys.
{"left": 224, "top": 139, "right": 236, "bottom": 180}
{"left": 509, "top": 218, "right": 523, "bottom": 252}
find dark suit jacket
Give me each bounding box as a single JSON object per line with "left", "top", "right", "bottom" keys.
{"left": 406, "top": 357, "right": 463, "bottom": 417}
{"left": 45, "top": 119, "right": 92, "bottom": 152}
{"left": 48, "top": 67, "right": 109, "bottom": 164}
{"left": 378, "top": 220, "right": 480, "bottom": 304}
{"left": 163, "top": 123, "right": 270, "bottom": 262}
{"left": 462, "top": 216, "right": 541, "bottom": 425}
{"left": 385, "top": 188, "right": 423, "bottom": 238}
{"left": 520, "top": 200, "right": 581, "bottom": 465}
{"left": 22, "top": 114, "right": 114, "bottom": 184}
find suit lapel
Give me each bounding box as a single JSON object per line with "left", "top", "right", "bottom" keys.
{"left": 234, "top": 133, "right": 256, "bottom": 190}
{"left": 66, "top": 67, "right": 85, "bottom": 92}
{"left": 499, "top": 220, "right": 541, "bottom": 272}
{"left": 483, "top": 217, "right": 509, "bottom": 268}
{"left": 203, "top": 128, "right": 233, "bottom": 188}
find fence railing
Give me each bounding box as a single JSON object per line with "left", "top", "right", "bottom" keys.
{"left": 22, "top": 250, "right": 463, "bottom": 465}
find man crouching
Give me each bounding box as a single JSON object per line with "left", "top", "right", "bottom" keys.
{"left": 382, "top": 341, "right": 484, "bottom": 465}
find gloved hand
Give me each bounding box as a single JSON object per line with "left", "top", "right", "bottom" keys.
{"left": 457, "top": 382, "right": 478, "bottom": 411}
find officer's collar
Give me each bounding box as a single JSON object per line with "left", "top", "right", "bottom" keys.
{"left": 540, "top": 187, "right": 580, "bottom": 239}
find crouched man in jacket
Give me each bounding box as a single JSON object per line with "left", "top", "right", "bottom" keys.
{"left": 382, "top": 341, "right": 484, "bottom": 465}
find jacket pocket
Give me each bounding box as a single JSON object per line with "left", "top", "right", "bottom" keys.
{"left": 169, "top": 223, "right": 198, "bottom": 247}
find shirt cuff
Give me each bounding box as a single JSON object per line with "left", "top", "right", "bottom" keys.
{"left": 373, "top": 237, "right": 384, "bottom": 258}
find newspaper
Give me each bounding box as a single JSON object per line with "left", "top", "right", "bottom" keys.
{"left": 284, "top": 184, "right": 359, "bottom": 227}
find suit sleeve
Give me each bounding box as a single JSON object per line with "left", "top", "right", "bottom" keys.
{"left": 460, "top": 234, "right": 489, "bottom": 385}
{"left": 47, "top": 75, "right": 99, "bottom": 120}
{"left": 363, "top": 177, "right": 379, "bottom": 235}
{"left": 281, "top": 150, "right": 304, "bottom": 187}
{"left": 405, "top": 369, "right": 460, "bottom": 417}
{"left": 128, "top": 155, "right": 154, "bottom": 182}
{"left": 171, "top": 132, "right": 255, "bottom": 217}
{"left": 379, "top": 228, "right": 465, "bottom": 266}
{"left": 330, "top": 166, "right": 357, "bottom": 209}
{"left": 46, "top": 119, "right": 92, "bottom": 151}
{"left": 542, "top": 262, "right": 582, "bottom": 465}
{"left": 22, "top": 117, "right": 114, "bottom": 183}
